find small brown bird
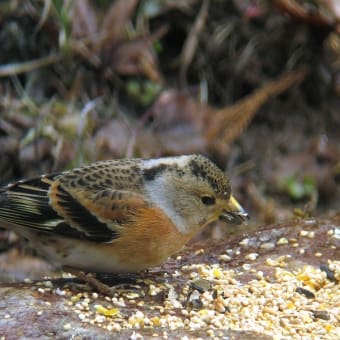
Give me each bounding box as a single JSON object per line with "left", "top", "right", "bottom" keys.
{"left": 0, "top": 155, "right": 248, "bottom": 275}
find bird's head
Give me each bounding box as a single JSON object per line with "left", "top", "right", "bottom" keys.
{"left": 142, "top": 155, "right": 248, "bottom": 234}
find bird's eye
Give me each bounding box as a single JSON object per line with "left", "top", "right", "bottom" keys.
{"left": 201, "top": 196, "right": 215, "bottom": 205}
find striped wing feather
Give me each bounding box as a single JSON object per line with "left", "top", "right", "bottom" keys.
{"left": 0, "top": 174, "right": 150, "bottom": 243}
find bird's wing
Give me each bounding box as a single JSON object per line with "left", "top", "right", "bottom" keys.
{"left": 0, "top": 174, "right": 150, "bottom": 243}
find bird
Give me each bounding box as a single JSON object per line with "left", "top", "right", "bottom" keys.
{"left": 0, "top": 154, "right": 248, "bottom": 278}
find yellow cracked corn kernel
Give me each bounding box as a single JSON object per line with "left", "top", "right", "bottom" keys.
{"left": 95, "top": 305, "right": 119, "bottom": 317}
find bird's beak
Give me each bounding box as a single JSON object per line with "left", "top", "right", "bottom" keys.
{"left": 220, "top": 195, "right": 249, "bottom": 225}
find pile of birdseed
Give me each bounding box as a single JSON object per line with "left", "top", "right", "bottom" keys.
{"left": 2, "top": 219, "right": 339, "bottom": 338}
{"left": 37, "top": 256, "right": 339, "bottom": 338}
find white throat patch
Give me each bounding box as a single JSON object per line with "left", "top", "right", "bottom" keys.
{"left": 143, "top": 175, "right": 189, "bottom": 234}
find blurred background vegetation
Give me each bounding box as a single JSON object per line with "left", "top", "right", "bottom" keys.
{"left": 0, "top": 0, "right": 339, "bottom": 227}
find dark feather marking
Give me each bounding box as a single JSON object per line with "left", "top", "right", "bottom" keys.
{"left": 53, "top": 184, "right": 119, "bottom": 242}
{"left": 77, "top": 178, "right": 86, "bottom": 186}
{"left": 100, "top": 190, "right": 111, "bottom": 198}
{"left": 105, "top": 179, "right": 113, "bottom": 186}
{"left": 143, "top": 164, "right": 167, "bottom": 181}
{"left": 189, "top": 159, "right": 208, "bottom": 180}
{"left": 189, "top": 159, "right": 218, "bottom": 192}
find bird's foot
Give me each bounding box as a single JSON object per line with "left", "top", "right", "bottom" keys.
{"left": 63, "top": 267, "right": 137, "bottom": 296}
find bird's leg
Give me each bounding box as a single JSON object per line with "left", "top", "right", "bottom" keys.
{"left": 63, "top": 267, "right": 139, "bottom": 296}
{"left": 63, "top": 267, "right": 115, "bottom": 296}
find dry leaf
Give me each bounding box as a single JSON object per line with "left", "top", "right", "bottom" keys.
{"left": 97, "top": 0, "right": 138, "bottom": 51}
{"left": 106, "top": 26, "right": 167, "bottom": 81}
{"left": 204, "top": 67, "right": 309, "bottom": 154}
{"left": 145, "top": 88, "right": 207, "bottom": 129}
